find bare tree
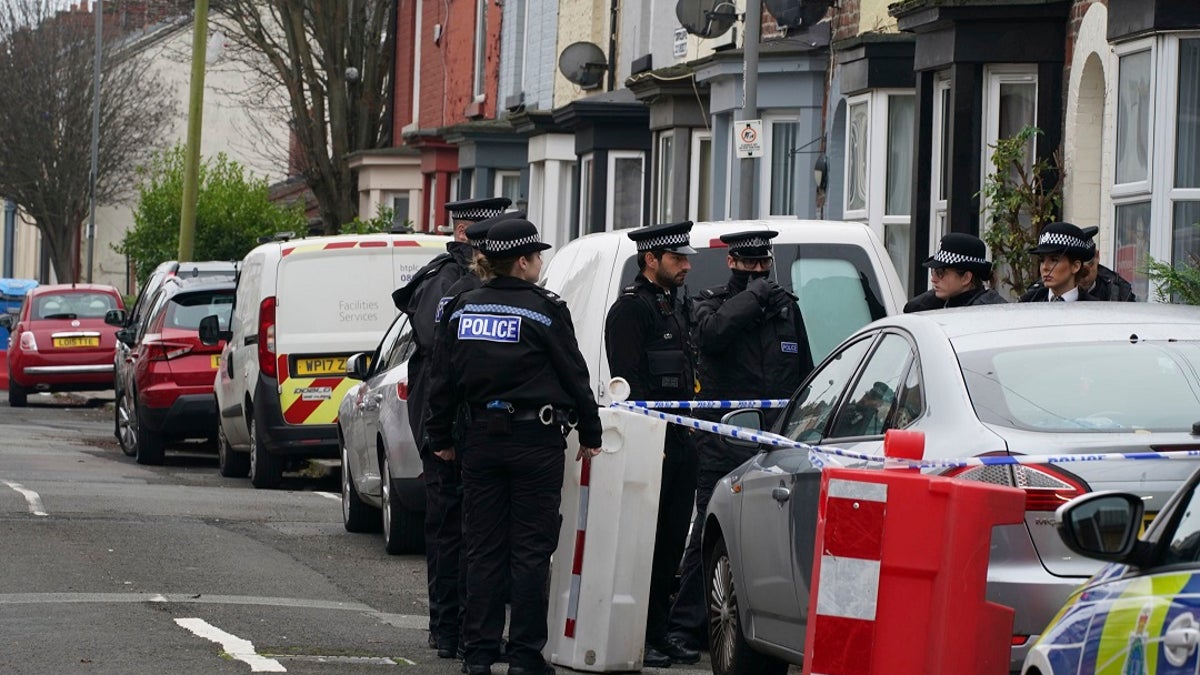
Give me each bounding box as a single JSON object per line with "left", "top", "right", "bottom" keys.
{"left": 0, "top": 0, "right": 172, "bottom": 282}
{"left": 210, "top": 0, "right": 396, "bottom": 233}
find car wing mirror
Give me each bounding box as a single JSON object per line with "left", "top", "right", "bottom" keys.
{"left": 115, "top": 328, "right": 136, "bottom": 347}
{"left": 1056, "top": 491, "right": 1145, "bottom": 564}
{"left": 198, "top": 314, "right": 232, "bottom": 346}
{"left": 345, "top": 352, "right": 370, "bottom": 380}
{"left": 104, "top": 309, "right": 127, "bottom": 327}
{"left": 720, "top": 409, "right": 765, "bottom": 450}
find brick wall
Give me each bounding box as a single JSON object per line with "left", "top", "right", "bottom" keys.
{"left": 833, "top": 0, "right": 861, "bottom": 43}
{"left": 417, "top": 0, "right": 503, "bottom": 129}
{"left": 393, "top": 0, "right": 417, "bottom": 138}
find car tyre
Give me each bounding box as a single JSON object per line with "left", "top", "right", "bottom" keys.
{"left": 248, "top": 416, "right": 283, "bottom": 489}
{"left": 707, "top": 536, "right": 788, "bottom": 675}
{"left": 133, "top": 399, "right": 165, "bottom": 466}
{"left": 116, "top": 388, "right": 137, "bottom": 457}
{"left": 382, "top": 453, "right": 423, "bottom": 554}
{"left": 342, "top": 440, "right": 379, "bottom": 533}
{"left": 8, "top": 377, "right": 27, "bottom": 407}
{"left": 217, "top": 423, "right": 250, "bottom": 478}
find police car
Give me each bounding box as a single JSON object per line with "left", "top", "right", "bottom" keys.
{"left": 1024, "top": 467, "right": 1200, "bottom": 674}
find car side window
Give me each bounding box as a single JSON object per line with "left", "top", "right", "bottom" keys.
{"left": 781, "top": 336, "right": 875, "bottom": 444}
{"left": 1159, "top": 482, "right": 1200, "bottom": 566}
{"left": 138, "top": 289, "right": 170, "bottom": 341}
{"left": 375, "top": 317, "right": 416, "bottom": 374}
{"left": 828, "top": 333, "right": 916, "bottom": 439}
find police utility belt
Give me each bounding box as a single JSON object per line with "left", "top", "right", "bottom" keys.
{"left": 472, "top": 401, "right": 579, "bottom": 435}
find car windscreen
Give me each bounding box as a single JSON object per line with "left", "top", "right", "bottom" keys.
{"left": 34, "top": 292, "right": 118, "bottom": 319}
{"left": 165, "top": 291, "right": 235, "bottom": 330}
{"left": 620, "top": 243, "right": 888, "bottom": 362}
{"left": 960, "top": 340, "right": 1200, "bottom": 433}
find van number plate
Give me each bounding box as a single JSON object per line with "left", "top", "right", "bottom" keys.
{"left": 295, "top": 357, "right": 347, "bottom": 377}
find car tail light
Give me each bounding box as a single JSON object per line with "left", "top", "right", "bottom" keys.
{"left": 147, "top": 340, "right": 193, "bottom": 361}
{"left": 258, "top": 296, "right": 277, "bottom": 378}
{"left": 19, "top": 332, "right": 37, "bottom": 351}
{"left": 1012, "top": 635, "right": 1030, "bottom": 646}
{"left": 396, "top": 380, "right": 408, "bottom": 400}
{"left": 942, "top": 457, "right": 1089, "bottom": 512}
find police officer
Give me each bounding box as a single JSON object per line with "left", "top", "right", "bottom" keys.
{"left": 666, "top": 229, "right": 815, "bottom": 651}
{"left": 1021, "top": 226, "right": 1137, "bottom": 302}
{"left": 604, "top": 220, "right": 700, "bottom": 668}
{"left": 391, "top": 196, "right": 510, "bottom": 652}
{"left": 903, "top": 233, "right": 1008, "bottom": 312}
{"left": 1020, "top": 222, "right": 1100, "bottom": 302}
{"left": 427, "top": 218, "right": 602, "bottom": 675}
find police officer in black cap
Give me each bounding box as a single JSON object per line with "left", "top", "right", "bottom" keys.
{"left": 1078, "top": 227, "right": 1137, "bottom": 301}
{"left": 391, "top": 196, "right": 510, "bottom": 652}
{"left": 427, "top": 218, "right": 601, "bottom": 675}
{"left": 903, "top": 233, "right": 1008, "bottom": 312}
{"left": 604, "top": 220, "right": 700, "bottom": 668}
{"left": 1020, "top": 222, "right": 1101, "bottom": 302}
{"left": 665, "top": 229, "right": 815, "bottom": 651}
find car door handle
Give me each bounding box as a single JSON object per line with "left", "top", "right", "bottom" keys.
{"left": 362, "top": 394, "right": 383, "bottom": 412}
{"left": 1165, "top": 627, "right": 1200, "bottom": 661}
{"left": 771, "top": 487, "right": 791, "bottom": 503}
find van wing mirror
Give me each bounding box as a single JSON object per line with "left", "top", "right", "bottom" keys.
{"left": 1056, "top": 491, "right": 1145, "bottom": 564}
{"left": 345, "top": 352, "right": 371, "bottom": 380}
{"left": 719, "top": 409, "right": 765, "bottom": 450}
{"left": 104, "top": 309, "right": 127, "bottom": 327}
{"left": 198, "top": 314, "right": 232, "bottom": 346}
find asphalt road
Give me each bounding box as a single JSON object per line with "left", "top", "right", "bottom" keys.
{"left": 0, "top": 393, "right": 718, "bottom": 675}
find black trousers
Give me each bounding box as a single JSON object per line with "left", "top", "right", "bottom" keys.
{"left": 645, "top": 431, "right": 699, "bottom": 648}
{"left": 666, "top": 468, "right": 722, "bottom": 648}
{"left": 461, "top": 421, "right": 566, "bottom": 669}
{"left": 422, "top": 452, "right": 465, "bottom": 646}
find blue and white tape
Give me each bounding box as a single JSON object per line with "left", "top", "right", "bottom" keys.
{"left": 611, "top": 401, "right": 1200, "bottom": 470}
{"left": 622, "top": 399, "right": 790, "bottom": 410}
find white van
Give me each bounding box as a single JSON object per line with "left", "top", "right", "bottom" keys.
{"left": 209, "top": 233, "right": 446, "bottom": 488}
{"left": 541, "top": 220, "right": 908, "bottom": 404}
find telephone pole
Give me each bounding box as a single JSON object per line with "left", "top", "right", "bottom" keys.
{"left": 178, "top": 0, "right": 210, "bottom": 262}
{"left": 737, "top": 0, "right": 761, "bottom": 220}
{"left": 86, "top": 0, "right": 103, "bottom": 282}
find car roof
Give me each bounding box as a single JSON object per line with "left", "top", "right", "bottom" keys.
{"left": 28, "top": 283, "right": 121, "bottom": 297}
{"left": 564, "top": 220, "right": 876, "bottom": 252}
{"left": 160, "top": 278, "right": 237, "bottom": 297}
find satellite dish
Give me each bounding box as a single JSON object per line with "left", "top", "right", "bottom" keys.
{"left": 764, "top": 0, "right": 832, "bottom": 30}
{"left": 558, "top": 41, "right": 608, "bottom": 90}
{"left": 676, "top": 0, "right": 736, "bottom": 39}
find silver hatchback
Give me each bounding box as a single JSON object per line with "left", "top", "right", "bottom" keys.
{"left": 702, "top": 303, "right": 1200, "bottom": 674}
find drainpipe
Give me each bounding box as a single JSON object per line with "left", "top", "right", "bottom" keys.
{"left": 3, "top": 200, "right": 14, "bottom": 277}
{"left": 607, "top": 0, "right": 618, "bottom": 91}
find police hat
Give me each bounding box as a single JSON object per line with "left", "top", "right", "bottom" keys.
{"left": 720, "top": 229, "right": 778, "bottom": 259}
{"left": 483, "top": 218, "right": 552, "bottom": 259}
{"left": 444, "top": 197, "right": 512, "bottom": 224}
{"left": 466, "top": 211, "right": 526, "bottom": 249}
{"left": 923, "top": 233, "right": 992, "bottom": 277}
{"left": 1029, "top": 222, "right": 1095, "bottom": 262}
{"left": 627, "top": 221, "right": 696, "bottom": 255}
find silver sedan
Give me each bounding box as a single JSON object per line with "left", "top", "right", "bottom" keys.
{"left": 703, "top": 303, "right": 1200, "bottom": 674}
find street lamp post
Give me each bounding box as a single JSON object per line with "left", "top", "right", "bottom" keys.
{"left": 86, "top": 0, "right": 102, "bottom": 283}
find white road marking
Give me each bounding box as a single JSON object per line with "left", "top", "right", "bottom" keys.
{"left": 315, "top": 492, "right": 341, "bottom": 502}
{"left": 2, "top": 480, "right": 48, "bottom": 516}
{"left": 175, "top": 618, "right": 286, "bottom": 672}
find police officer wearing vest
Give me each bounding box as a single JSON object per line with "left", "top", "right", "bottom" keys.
{"left": 604, "top": 220, "right": 701, "bottom": 668}
{"left": 665, "top": 229, "right": 815, "bottom": 651}
{"left": 391, "top": 196, "right": 511, "bottom": 653}
{"left": 1020, "top": 222, "right": 1101, "bottom": 302}
{"left": 903, "top": 233, "right": 1008, "bottom": 312}
{"left": 427, "top": 218, "right": 602, "bottom": 675}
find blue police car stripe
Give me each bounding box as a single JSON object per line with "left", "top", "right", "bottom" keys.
{"left": 451, "top": 303, "right": 552, "bottom": 326}
{"left": 457, "top": 314, "right": 522, "bottom": 343}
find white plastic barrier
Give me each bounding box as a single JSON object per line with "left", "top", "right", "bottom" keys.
{"left": 546, "top": 405, "right": 667, "bottom": 672}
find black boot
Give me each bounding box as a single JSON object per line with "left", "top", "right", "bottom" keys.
{"left": 643, "top": 645, "right": 672, "bottom": 669}
{"left": 659, "top": 637, "right": 700, "bottom": 665}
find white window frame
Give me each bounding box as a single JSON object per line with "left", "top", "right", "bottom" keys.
{"left": 843, "top": 94, "right": 871, "bottom": 222}
{"left": 386, "top": 191, "right": 412, "bottom": 226}
{"left": 518, "top": 0, "right": 531, "bottom": 95}
{"left": 1112, "top": 39, "right": 1157, "bottom": 199}
{"left": 473, "top": 0, "right": 487, "bottom": 101}
{"left": 761, "top": 112, "right": 802, "bottom": 219}
{"left": 980, "top": 65, "right": 1040, "bottom": 226}
{"left": 929, "top": 76, "right": 952, "bottom": 258}
{"left": 655, "top": 131, "right": 675, "bottom": 223}
{"left": 689, "top": 129, "right": 712, "bottom": 221}
{"left": 606, "top": 150, "right": 645, "bottom": 230}
{"left": 449, "top": 172, "right": 461, "bottom": 203}
{"left": 579, "top": 153, "right": 595, "bottom": 234}
{"left": 494, "top": 170, "right": 521, "bottom": 203}
{"left": 427, "top": 174, "right": 439, "bottom": 231}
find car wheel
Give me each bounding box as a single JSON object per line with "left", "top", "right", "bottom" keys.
{"left": 217, "top": 423, "right": 250, "bottom": 478}
{"left": 382, "top": 453, "right": 423, "bottom": 554}
{"left": 116, "top": 388, "right": 137, "bottom": 457}
{"left": 248, "top": 417, "right": 283, "bottom": 489}
{"left": 8, "top": 378, "right": 27, "bottom": 407}
{"left": 707, "top": 536, "right": 788, "bottom": 675}
{"left": 341, "top": 440, "right": 379, "bottom": 533}
{"left": 133, "top": 398, "right": 165, "bottom": 466}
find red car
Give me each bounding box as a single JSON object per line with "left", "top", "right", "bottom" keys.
{"left": 2, "top": 284, "right": 124, "bottom": 407}
{"left": 112, "top": 278, "right": 234, "bottom": 465}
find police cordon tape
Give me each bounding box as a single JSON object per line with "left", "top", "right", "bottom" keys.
{"left": 623, "top": 399, "right": 790, "bottom": 409}
{"left": 611, "top": 400, "right": 1200, "bottom": 470}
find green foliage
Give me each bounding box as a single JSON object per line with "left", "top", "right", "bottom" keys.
{"left": 1147, "top": 218, "right": 1200, "bottom": 304}
{"left": 117, "top": 145, "right": 307, "bottom": 284}
{"left": 979, "top": 127, "right": 1064, "bottom": 297}
{"left": 341, "top": 204, "right": 407, "bottom": 234}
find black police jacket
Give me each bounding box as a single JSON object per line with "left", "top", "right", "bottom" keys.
{"left": 903, "top": 286, "right": 1009, "bottom": 312}
{"left": 604, "top": 274, "right": 695, "bottom": 403}
{"left": 392, "top": 241, "right": 474, "bottom": 449}
{"left": 1018, "top": 286, "right": 1101, "bottom": 302}
{"left": 693, "top": 275, "right": 814, "bottom": 403}
{"left": 1090, "top": 266, "right": 1137, "bottom": 302}
{"left": 425, "top": 276, "right": 603, "bottom": 450}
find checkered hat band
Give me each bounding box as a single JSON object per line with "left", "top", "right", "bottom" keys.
{"left": 933, "top": 250, "right": 988, "bottom": 266}
{"left": 731, "top": 236, "right": 772, "bottom": 250}
{"left": 488, "top": 234, "right": 541, "bottom": 252}
{"left": 450, "top": 207, "right": 506, "bottom": 220}
{"left": 1038, "top": 232, "right": 1089, "bottom": 250}
{"left": 467, "top": 237, "right": 485, "bottom": 248}
{"left": 637, "top": 232, "right": 691, "bottom": 251}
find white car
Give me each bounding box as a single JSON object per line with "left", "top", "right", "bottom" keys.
{"left": 336, "top": 313, "right": 424, "bottom": 554}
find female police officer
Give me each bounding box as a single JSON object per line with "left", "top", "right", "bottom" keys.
{"left": 426, "top": 218, "right": 602, "bottom": 675}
